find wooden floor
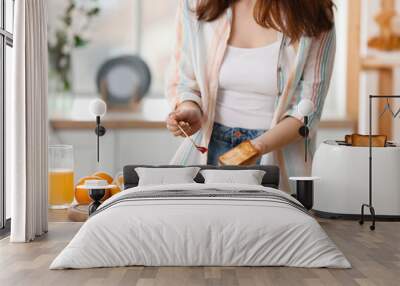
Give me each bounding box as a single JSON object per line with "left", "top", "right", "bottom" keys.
{"left": 1, "top": 219, "right": 400, "bottom": 286}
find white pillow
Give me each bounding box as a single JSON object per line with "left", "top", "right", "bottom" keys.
{"left": 135, "top": 167, "right": 201, "bottom": 186}
{"left": 200, "top": 169, "right": 266, "bottom": 185}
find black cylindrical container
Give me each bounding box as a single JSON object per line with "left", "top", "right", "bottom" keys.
{"left": 296, "top": 181, "right": 314, "bottom": 210}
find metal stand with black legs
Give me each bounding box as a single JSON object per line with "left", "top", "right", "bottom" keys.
{"left": 359, "top": 95, "right": 400, "bottom": 231}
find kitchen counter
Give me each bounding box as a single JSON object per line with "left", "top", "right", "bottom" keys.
{"left": 49, "top": 97, "right": 170, "bottom": 130}
{"left": 49, "top": 97, "right": 356, "bottom": 130}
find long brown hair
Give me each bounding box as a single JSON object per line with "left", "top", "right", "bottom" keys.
{"left": 196, "top": 0, "right": 335, "bottom": 42}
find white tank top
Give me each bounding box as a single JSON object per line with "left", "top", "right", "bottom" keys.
{"left": 215, "top": 40, "right": 280, "bottom": 130}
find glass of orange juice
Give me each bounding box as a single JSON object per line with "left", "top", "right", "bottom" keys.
{"left": 48, "top": 145, "right": 74, "bottom": 209}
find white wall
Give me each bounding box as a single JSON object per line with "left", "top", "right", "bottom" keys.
{"left": 47, "top": 0, "right": 177, "bottom": 97}
{"left": 47, "top": 0, "right": 141, "bottom": 95}
{"left": 323, "top": 0, "right": 348, "bottom": 120}
{"left": 360, "top": 0, "right": 400, "bottom": 142}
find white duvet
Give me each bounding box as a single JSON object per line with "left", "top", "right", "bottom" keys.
{"left": 50, "top": 183, "right": 351, "bottom": 269}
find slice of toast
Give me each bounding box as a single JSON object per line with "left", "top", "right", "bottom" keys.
{"left": 219, "top": 140, "right": 260, "bottom": 166}
{"left": 351, "top": 134, "right": 387, "bottom": 147}
{"left": 345, "top": 134, "right": 387, "bottom": 147}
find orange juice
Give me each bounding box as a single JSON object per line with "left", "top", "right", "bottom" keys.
{"left": 49, "top": 169, "right": 74, "bottom": 208}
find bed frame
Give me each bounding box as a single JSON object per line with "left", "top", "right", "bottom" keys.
{"left": 123, "top": 165, "right": 280, "bottom": 190}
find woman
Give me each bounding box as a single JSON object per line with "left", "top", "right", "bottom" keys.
{"left": 165, "top": 0, "right": 336, "bottom": 192}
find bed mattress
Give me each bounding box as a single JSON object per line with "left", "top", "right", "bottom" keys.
{"left": 50, "top": 183, "right": 350, "bottom": 269}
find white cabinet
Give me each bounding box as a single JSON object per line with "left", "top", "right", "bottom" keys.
{"left": 49, "top": 128, "right": 182, "bottom": 182}
{"left": 117, "top": 130, "right": 182, "bottom": 167}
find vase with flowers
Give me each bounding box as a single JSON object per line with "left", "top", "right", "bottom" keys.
{"left": 48, "top": 0, "right": 100, "bottom": 112}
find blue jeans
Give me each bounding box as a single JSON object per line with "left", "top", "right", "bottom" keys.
{"left": 207, "top": 122, "right": 266, "bottom": 165}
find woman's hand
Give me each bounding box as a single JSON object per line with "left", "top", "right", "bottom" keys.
{"left": 250, "top": 116, "right": 303, "bottom": 155}
{"left": 166, "top": 101, "right": 202, "bottom": 137}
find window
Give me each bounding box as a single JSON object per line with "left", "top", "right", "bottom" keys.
{"left": 1, "top": 0, "right": 14, "bottom": 231}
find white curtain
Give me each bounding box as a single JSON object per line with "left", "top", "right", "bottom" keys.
{"left": 8, "top": 0, "right": 48, "bottom": 242}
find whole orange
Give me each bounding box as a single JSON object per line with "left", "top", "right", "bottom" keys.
{"left": 109, "top": 175, "right": 124, "bottom": 197}
{"left": 116, "top": 175, "right": 124, "bottom": 188}
{"left": 92, "top": 171, "right": 114, "bottom": 184}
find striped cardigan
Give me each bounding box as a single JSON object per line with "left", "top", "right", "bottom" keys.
{"left": 165, "top": 0, "right": 336, "bottom": 193}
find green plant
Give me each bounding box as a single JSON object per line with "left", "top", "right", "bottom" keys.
{"left": 48, "top": 0, "right": 100, "bottom": 92}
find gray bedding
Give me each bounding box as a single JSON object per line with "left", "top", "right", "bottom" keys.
{"left": 92, "top": 188, "right": 309, "bottom": 217}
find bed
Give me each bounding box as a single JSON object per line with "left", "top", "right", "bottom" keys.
{"left": 50, "top": 165, "right": 350, "bottom": 269}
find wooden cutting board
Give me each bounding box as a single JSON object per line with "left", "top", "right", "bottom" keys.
{"left": 67, "top": 204, "right": 89, "bottom": 222}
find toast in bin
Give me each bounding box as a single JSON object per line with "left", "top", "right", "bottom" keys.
{"left": 345, "top": 134, "right": 387, "bottom": 147}
{"left": 219, "top": 140, "right": 260, "bottom": 166}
